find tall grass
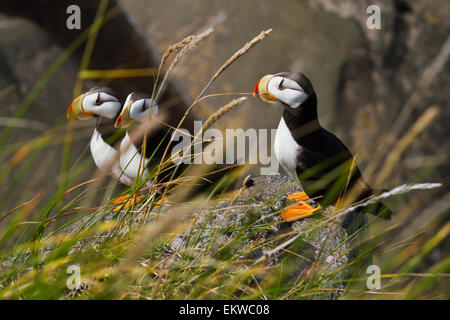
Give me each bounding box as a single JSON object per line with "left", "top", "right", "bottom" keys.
{"left": 0, "top": 4, "right": 448, "bottom": 300}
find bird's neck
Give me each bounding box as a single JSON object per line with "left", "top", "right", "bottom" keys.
{"left": 282, "top": 95, "right": 321, "bottom": 141}
{"left": 95, "top": 116, "right": 120, "bottom": 144}
{"left": 95, "top": 108, "right": 121, "bottom": 130}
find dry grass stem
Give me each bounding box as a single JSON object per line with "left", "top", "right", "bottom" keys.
{"left": 375, "top": 106, "right": 440, "bottom": 186}
{"left": 3, "top": 13, "right": 447, "bottom": 300}
{"left": 197, "top": 97, "right": 248, "bottom": 139}
{"left": 160, "top": 35, "right": 195, "bottom": 68}
{"left": 75, "top": 114, "right": 165, "bottom": 221}
{"left": 0, "top": 117, "right": 48, "bottom": 132}
{"left": 229, "top": 175, "right": 251, "bottom": 207}
{"left": 155, "top": 27, "right": 214, "bottom": 102}
{"left": 179, "top": 97, "right": 247, "bottom": 178}
{"left": 154, "top": 29, "right": 271, "bottom": 183}
{"left": 210, "top": 29, "right": 272, "bottom": 82}
{"left": 364, "top": 36, "right": 450, "bottom": 182}
{"left": 391, "top": 35, "right": 450, "bottom": 138}
{"left": 123, "top": 203, "right": 199, "bottom": 265}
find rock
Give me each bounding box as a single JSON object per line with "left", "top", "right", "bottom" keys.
{"left": 165, "top": 173, "right": 367, "bottom": 299}
{"left": 0, "top": 0, "right": 197, "bottom": 211}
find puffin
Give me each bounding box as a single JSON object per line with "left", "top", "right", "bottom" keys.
{"left": 115, "top": 93, "right": 249, "bottom": 197}
{"left": 67, "top": 87, "right": 134, "bottom": 185}
{"left": 253, "top": 72, "right": 392, "bottom": 222}
{"left": 114, "top": 92, "right": 159, "bottom": 186}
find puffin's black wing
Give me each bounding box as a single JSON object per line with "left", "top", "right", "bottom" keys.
{"left": 295, "top": 127, "right": 363, "bottom": 185}
{"left": 296, "top": 128, "right": 391, "bottom": 219}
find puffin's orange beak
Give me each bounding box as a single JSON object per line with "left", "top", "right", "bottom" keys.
{"left": 253, "top": 80, "right": 260, "bottom": 97}
{"left": 114, "top": 114, "right": 122, "bottom": 128}
{"left": 67, "top": 94, "right": 93, "bottom": 120}
{"left": 114, "top": 102, "right": 133, "bottom": 128}
{"left": 253, "top": 74, "right": 277, "bottom": 103}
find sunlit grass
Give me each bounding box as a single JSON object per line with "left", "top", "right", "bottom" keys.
{"left": 0, "top": 3, "right": 448, "bottom": 300}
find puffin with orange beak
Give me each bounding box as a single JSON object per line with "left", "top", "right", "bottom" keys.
{"left": 254, "top": 72, "right": 391, "bottom": 223}
{"left": 114, "top": 92, "right": 159, "bottom": 185}
{"left": 67, "top": 87, "right": 134, "bottom": 185}
{"left": 115, "top": 93, "right": 247, "bottom": 196}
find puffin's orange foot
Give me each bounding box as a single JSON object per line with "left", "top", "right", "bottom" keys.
{"left": 281, "top": 202, "right": 321, "bottom": 222}
{"left": 282, "top": 192, "right": 320, "bottom": 222}
{"left": 285, "top": 191, "right": 310, "bottom": 202}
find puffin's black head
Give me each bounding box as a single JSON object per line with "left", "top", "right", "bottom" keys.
{"left": 253, "top": 71, "right": 318, "bottom": 124}
{"left": 67, "top": 87, "right": 122, "bottom": 120}
{"left": 274, "top": 72, "right": 316, "bottom": 97}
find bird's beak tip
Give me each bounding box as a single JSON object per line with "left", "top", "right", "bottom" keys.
{"left": 253, "top": 75, "right": 277, "bottom": 103}
{"left": 114, "top": 115, "right": 122, "bottom": 128}
{"left": 67, "top": 101, "right": 74, "bottom": 119}
{"left": 253, "top": 80, "right": 260, "bottom": 98}
{"left": 66, "top": 94, "right": 92, "bottom": 120}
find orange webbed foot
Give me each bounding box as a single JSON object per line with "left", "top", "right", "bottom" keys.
{"left": 285, "top": 191, "right": 310, "bottom": 202}
{"left": 281, "top": 192, "right": 321, "bottom": 222}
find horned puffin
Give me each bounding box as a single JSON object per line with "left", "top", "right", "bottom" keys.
{"left": 114, "top": 92, "right": 159, "bottom": 185}
{"left": 253, "top": 72, "right": 392, "bottom": 222}
{"left": 115, "top": 93, "right": 249, "bottom": 196}
{"left": 67, "top": 87, "right": 134, "bottom": 185}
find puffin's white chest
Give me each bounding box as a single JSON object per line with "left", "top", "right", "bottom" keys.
{"left": 90, "top": 129, "right": 119, "bottom": 172}
{"left": 90, "top": 129, "right": 133, "bottom": 185}
{"left": 119, "top": 132, "right": 150, "bottom": 181}
{"left": 274, "top": 117, "right": 301, "bottom": 180}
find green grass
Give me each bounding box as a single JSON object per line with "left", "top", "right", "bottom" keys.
{"left": 0, "top": 2, "right": 448, "bottom": 300}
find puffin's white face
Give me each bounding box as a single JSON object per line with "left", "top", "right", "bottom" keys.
{"left": 67, "top": 88, "right": 121, "bottom": 120}
{"left": 129, "top": 98, "right": 158, "bottom": 121}
{"left": 254, "top": 74, "right": 309, "bottom": 108}
{"left": 267, "top": 76, "right": 308, "bottom": 108}
{"left": 114, "top": 93, "right": 158, "bottom": 128}
{"left": 82, "top": 91, "right": 122, "bottom": 118}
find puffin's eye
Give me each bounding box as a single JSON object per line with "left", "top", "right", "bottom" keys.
{"left": 278, "top": 79, "right": 285, "bottom": 90}
{"left": 95, "top": 93, "right": 102, "bottom": 105}
{"left": 141, "top": 103, "right": 148, "bottom": 112}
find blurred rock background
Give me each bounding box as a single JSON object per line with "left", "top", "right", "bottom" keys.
{"left": 124, "top": 0, "right": 449, "bottom": 185}
{"left": 0, "top": 0, "right": 448, "bottom": 212}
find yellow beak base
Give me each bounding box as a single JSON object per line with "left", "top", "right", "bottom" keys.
{"left": 67, "top": 95, "right": 93, "bottom": 120}
{"left": 256, "top": 74, "right": 277, "bottom": 103}
{"left": 114, "top": 103, "right": 133, "bottom": 128}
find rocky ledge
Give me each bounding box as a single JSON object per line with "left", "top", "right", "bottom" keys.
{"left": 161, "top": 173, "right": 368, "bottom": 299}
